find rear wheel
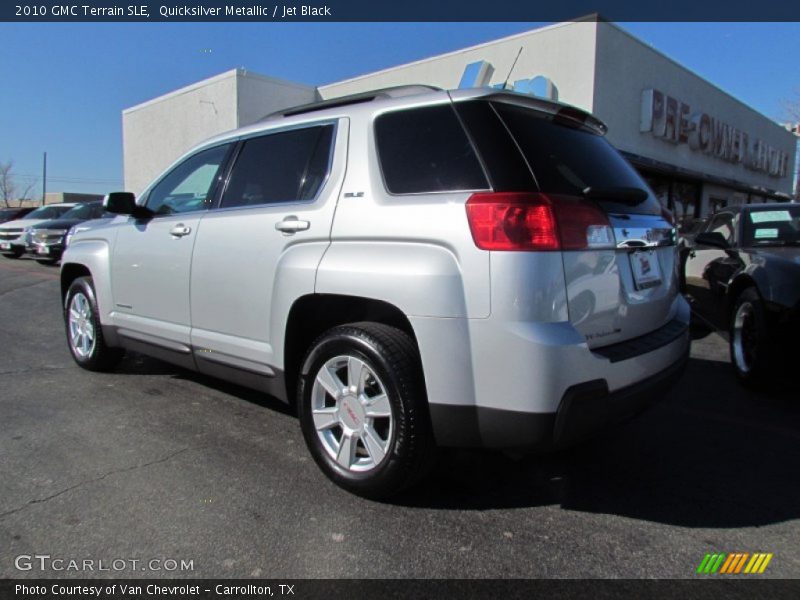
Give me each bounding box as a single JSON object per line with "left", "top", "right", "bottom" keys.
{"left": 64, "top": 276, "right": 124, "bottom": 371}
{"left": 2, "top": 249, "right": 22, "bottom": 259}
{"left": 298, "top": 322, "right": 435, "bottom": 499}
{"left": 729, "top": 287, "right": 770, "bottom": 387}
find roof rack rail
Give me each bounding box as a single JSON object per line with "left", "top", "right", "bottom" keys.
{"left": 261, "top": 85, "right": 443, "bottom": 121}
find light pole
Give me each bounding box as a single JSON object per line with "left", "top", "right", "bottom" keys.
{"left": 42, "top": 151, "right": 47, "bottom": 205}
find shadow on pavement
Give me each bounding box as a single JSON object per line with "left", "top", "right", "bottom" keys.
{"left": 114, "top": 351, "right": 294, "bottom": 416}
{"left": 394, "top": 356, "right": 799, "bottom": 528}
{"left": 111, "top": 348, "right": 799, "bottom": 528}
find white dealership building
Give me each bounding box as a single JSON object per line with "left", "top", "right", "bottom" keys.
{"left": 122, "top": 16, "right": 797, "bottom": 222}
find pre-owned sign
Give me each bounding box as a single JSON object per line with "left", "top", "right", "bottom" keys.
{"left": 640, "top": 89, "right": 789, "bottom": 179}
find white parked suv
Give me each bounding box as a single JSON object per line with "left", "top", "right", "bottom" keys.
{"left": 61, "top": 86, "right": 690, "bottom": 498}
{"left": 0, "top": 203, "right": 76, "bottom": 258}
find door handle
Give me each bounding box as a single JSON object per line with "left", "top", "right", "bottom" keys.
{"left": 170, "top": 224, "right": 192, "bottom": 238}
{"left": 275, "top": 216, "right": 310, "bottom": 234}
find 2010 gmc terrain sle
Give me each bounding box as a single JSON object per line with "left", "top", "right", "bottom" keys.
{"left": 60, "top": 86, "right": 690, "bottom": 498}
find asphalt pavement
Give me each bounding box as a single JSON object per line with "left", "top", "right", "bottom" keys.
{"left": 1, "top": 257, "right": 798, "bottom": 579}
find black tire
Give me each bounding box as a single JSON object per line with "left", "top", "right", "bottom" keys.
{"left": 36, "top": 259, "right": 58, "bottom": 266}
{"left": 64, "top": 276, "right": 125, "bottom": 372}
{"left": 2, "top": 250, "right": 22, "bottom": 259}
{"left": 729, "top": 287, "right": 771, "bottom": 387}
{"left": 297, "top": 322, "right": 436, "bottom": 499}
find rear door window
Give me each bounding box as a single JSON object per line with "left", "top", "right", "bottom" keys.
{"left": 374, "top": 104, "right": 488, "bottom": 194}
{"left": 221, "top": 124, "right": 334, "bottom": 208}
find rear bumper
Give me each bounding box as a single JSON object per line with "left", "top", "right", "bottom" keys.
{"left": 428, "top": 345, "right": 688, "bottom": 449}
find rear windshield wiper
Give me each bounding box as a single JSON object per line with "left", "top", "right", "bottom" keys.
{"left": 582, "top": 186, "right": 649, "bottom": 204}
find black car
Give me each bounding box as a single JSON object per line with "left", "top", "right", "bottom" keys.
{"left": 682, "top": 202, "right": 800, "bottom": 386}
{"left": 27, "top": 201, "right": 111, "bottom": 264}
{"left": 0, "top": 206, "right": 35, "bottom": 224}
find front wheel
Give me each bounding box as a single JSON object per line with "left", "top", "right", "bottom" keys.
{"left": 2, "top": 250, "right": 22, "bottom": 259}
{"left": 729, "top": 287, "right": 771, "bottom": 387}
{"left": 297, "top": 322, "right": 435, "bottom": 499}
{"left": 64, "top": 276, "right": 125, "bottom": 371}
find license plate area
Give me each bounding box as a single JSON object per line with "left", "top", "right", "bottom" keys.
{"left": 629, "top": 249, "right": 662, "bottom": 290}
{"left": 36, "top": 246, "right": 49, "bottom": 255}
{"left": 0, "top": 242, "right": 11, "bottom": 250}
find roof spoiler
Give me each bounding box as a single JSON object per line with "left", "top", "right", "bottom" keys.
{"left": 261, "top": 85, "right": 443, "bottom": 121}
{"left": 449, "top": 88, "right": 608, "bottom": 136}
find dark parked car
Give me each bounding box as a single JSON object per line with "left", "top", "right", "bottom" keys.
{"left": 0, "top": 207, "right": 35, "bottom": 224}
{"left": 682, "top": 203, "right": 800, "bottom": 386}
{"left": 26, "top": 201, "right": 111, "bottom": 264}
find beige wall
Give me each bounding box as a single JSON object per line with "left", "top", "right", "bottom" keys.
{"left": 593, "top": 22, "right": 796, "bottom": 196}
{"left": 122, "top": 69, "right": 316, "bottom": 196}
{"left": 319, "top": 20, "right": 599, "bottom": 113}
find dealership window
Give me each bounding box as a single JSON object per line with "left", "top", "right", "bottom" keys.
{"left": 221, "top": 124, "right": 334, "bottom": 208}
{"left": 642, "top": 174, "right": 700, "bottom": 228}
{"left": 708, "top": 197, "right": 727, "bottom": 214}
{"left": 671, "top": 182, "right": 700, "bottom": 229}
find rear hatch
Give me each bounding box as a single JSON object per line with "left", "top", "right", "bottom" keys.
{"left": 454, "top": 94, "right": 677, "bottom": 348}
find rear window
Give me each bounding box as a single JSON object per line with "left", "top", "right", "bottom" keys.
{"left": 488, "top": 101, "right": 661, "bottom": 215}
{"left": 374, "top": 104, "right": 488, "bottom": 194}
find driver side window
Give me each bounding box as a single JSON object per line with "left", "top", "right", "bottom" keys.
{"left": 146, "top": 144, "right": 231, "bottom": 215}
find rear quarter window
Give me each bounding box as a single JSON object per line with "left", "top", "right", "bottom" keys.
{"left": 374, "top": 104, "right": 488, "bottom": 195}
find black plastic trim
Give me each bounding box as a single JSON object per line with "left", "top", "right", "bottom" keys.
{"left": 428, "top": 349, "right": 688, "bottom": 449}
{"left": 591, "top": 317, "right": 688, "bottom": 363}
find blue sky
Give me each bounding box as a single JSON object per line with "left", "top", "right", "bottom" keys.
{"left": 0, "top": 22, "right": 798, "bottom": 196}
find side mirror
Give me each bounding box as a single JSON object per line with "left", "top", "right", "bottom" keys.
{"left": 104, "top": 192, "right": 152, "bottom": 219}
{"left": 695, "top": 231, "right": 729, "bottom": 249}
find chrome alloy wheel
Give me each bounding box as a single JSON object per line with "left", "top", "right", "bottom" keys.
{"left": 68, "top": 292, "right": 96, "bottom": 359}
{"left": 310, "top": 355, "right": 393, "bottom": 472}
{"left": 732, "top": 300, "right": 756, "bottom": 374}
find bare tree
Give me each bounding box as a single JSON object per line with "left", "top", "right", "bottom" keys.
{"left": 0, "top": 161, "right": 37, "bottom": 207}
{"left": 0, "top": 161, "right": 15, "bottom": 208}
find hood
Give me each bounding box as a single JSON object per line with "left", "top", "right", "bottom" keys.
{"left": 748, "top": 246, "right": 800, "bottom": 266}
{"left": 30, "top": 218, "right": 86, "bottom": 231}
{"left": 0, "top": 217, "right": 58, "bottom": 230}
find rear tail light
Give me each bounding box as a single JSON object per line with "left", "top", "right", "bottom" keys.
{"left": 465, "top": 192, "right": 615, "bottom": 251}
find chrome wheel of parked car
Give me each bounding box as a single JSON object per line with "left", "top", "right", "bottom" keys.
{"left": 729, "top": 287, "right": 770, "bottom": 386}
{"left": 732, "top": 301, "right": 756, "bottom": 374}
{"left": 68, "top": 292, "right": 96, "bottom": 359}
{"left": 298, "top": 322, "right": 435, "bottom": 499}
{"left": 311, "top": 354, "right": 393, "bottom": 473}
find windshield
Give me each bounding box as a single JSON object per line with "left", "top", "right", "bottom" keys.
{"left": 742, "top": 206, "right": 800, "bottom": 246}
{"left": 25, "top": 205, "right": 73, "bottom": 220}
{"left": 61, "top": 203, "right": 98, "bottom": 220}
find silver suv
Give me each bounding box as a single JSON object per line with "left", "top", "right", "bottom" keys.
{"left": 61, "top": 86, "right": 689, "bottom": 498}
